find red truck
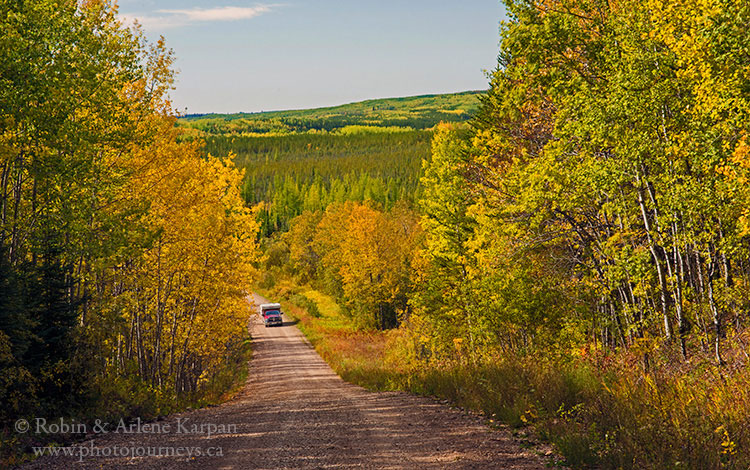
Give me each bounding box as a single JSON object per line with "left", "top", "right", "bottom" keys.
{"left": 260, "top": 303, "right": 283, "bottom": 327}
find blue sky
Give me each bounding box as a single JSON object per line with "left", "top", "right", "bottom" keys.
{"left": 118, "top": 1, "right": 507, "bottom": 114}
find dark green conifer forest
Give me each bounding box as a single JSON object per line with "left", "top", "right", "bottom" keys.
{"left": 179, "top": 93, "right": 480, "bottom": 234}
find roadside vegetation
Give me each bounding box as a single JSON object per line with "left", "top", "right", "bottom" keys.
{"left": 267, "top": 284, "right": 750, "bottom": 469}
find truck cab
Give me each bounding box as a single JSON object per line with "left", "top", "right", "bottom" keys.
{"left": 260, "top": 303, "right": 283, "bottom": 327}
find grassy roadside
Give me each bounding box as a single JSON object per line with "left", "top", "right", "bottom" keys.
{"left": 261, "top": 282, "right": 750, "bottom": 469}
{"left": 257, "top": 285, "right": 411, "bottom": 391}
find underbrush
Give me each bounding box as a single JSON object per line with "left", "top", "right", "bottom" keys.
{"left": 268, "top": 282, "right": 750, "bottom": 469}
{"left": 1, "top": 333, "right": 251, "bottom": 468}
{"left": 406, "top": 355, "right": 750, "bottom": 469}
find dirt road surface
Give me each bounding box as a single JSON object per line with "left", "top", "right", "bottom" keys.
{"left": 22, "top": 293, "right": 550, "bottom": 469}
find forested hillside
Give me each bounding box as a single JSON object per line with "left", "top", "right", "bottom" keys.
{"left": 177, "top": 92, "right": 481, "bottom": 135}
{"left": 179, "top": 93, "right": 480, "bottom": 235}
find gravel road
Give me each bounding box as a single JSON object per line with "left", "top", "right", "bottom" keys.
{"left": 21, "top": 293, "right": 549, "bottom": 469}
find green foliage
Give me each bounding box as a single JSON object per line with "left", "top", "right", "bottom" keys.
{"left": 414, "top": 0, "right": 750, "bottom": 361}
{"left": 288, "top": 293, "right": 322, "bottom": 318}
{"left": 0, "top": 0, "right": 140, "bottom": 435}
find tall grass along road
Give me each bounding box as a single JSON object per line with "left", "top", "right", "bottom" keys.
{"left": 21, "top": 293, "right": 547, "bottom": 469}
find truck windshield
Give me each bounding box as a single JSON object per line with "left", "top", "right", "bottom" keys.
{"left": 264, "top": 310, "right": 280, "bottom": 316}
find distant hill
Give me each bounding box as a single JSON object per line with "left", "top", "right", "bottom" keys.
{"left": 177, "top": 91, "right": 483, "bottom": 136}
